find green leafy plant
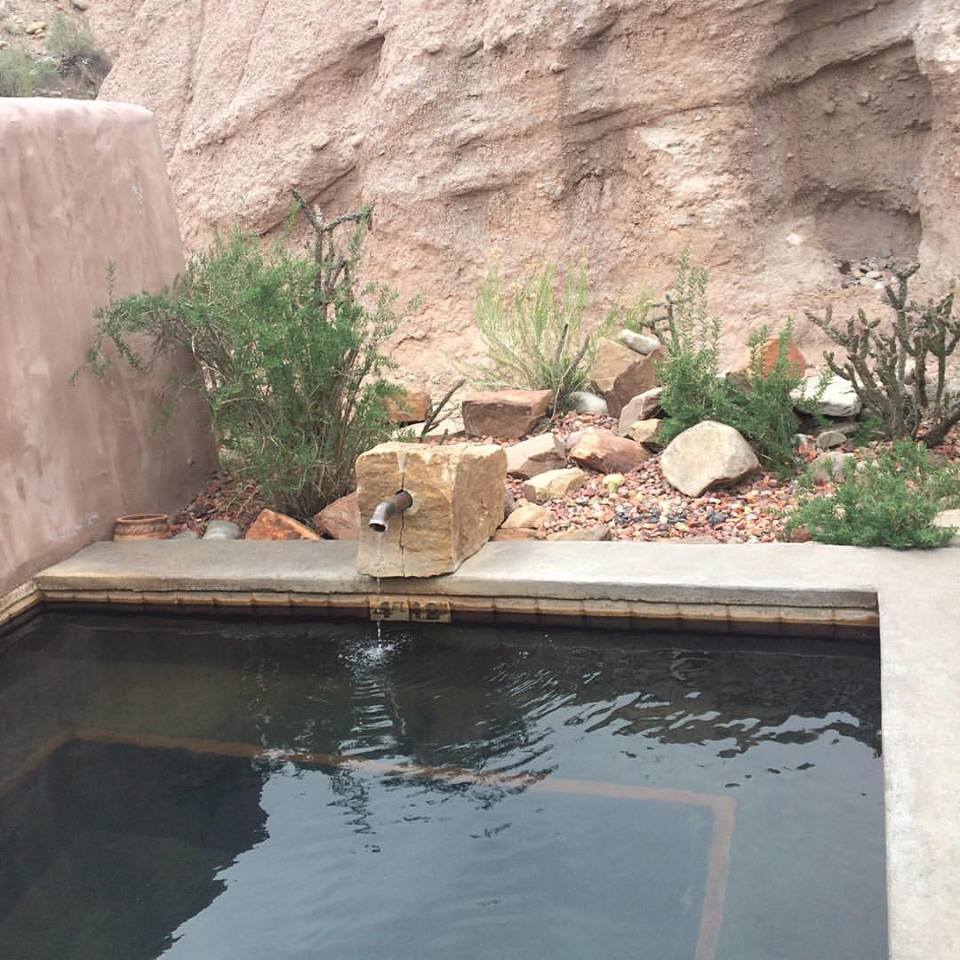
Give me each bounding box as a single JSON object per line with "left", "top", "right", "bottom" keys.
{"left": 76, "top": 198, "right": 401, "bottom": 518}
{"left": 807, "top": 263, "right": 960, "bottom": 447}
{"left": 0, "top": 47, "right": 58, "bottom": 96}
{"left": 473, "top": 261, "right": 610, "bottom": 415}
{"left": 786, "top": 441, "right": 960, "bottom": 549}
{"left": 46, "top": 14, "right": 111, "bottom": 96}
{"left": 607, "top": 290, "right": 656, "bottom": 334}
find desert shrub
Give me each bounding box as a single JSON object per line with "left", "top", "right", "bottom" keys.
{"left": 807, "top": 264, "right": 960, "bottom": 447}
{"left": 77, "top": 200, "right": 400, "bottom": 518}
{"left": 47, "top": 14, "right": 111, "bottom": 96}
{"left": 473, "top": 261, "right": 609, "bottom": 414}
{"left": 0, "top": 47, "right": 58, "bottom": 96}
{"left": 608, "top": 290, "right": 655, "bottom": 334}
{"left": 787, "top": 441, "right": 960, "bottom": 549}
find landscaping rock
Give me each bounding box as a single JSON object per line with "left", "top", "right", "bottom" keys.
{"left": 590, "top": 338, "right": 662, "bottom": 418}
{"left": 246, "top": 509, "right": 321, "bottom": 540}
{"left": 502, "top": 501, "right": 551, "bottom": 529}
{"left": 548, "top": 524, "right": 612, "bottom": 541}
{"left": 462, "top": 389, "right": 552, "bottom": 439}
{"left": 314, "top": 492, "right": 360, "bottom": 539}
{"left": 660, "top": 421, "right": 760, "bottom": 497}
{"left": 618, "top": 329, "right": 661, "bottom": 355}
{"left": 624, "top": 418, "right": 663, "bottom": 446}
{"left": 202, "top": 520, "right": 242, "bottom": 540}
{"left": 792, "top": 375, "right": 862, "bottom": 418}
{"left": 387, "top": 388, "right": 432, "bottom": 424}
{"left": 522, "top": 467, "right": 589, "bottom": 503}
{"left": 726, "top": 336, "right": 807, "bottom": 388}
{"left": 425, "top": 411, "right": 464, "bottom": 438}
{"left": 493, "top": 527, "right": 538, "bottom": 541}
{"left": 173, "top": 529, "right": 200, "bottom": 540}
{"left": 569, "top": 429, "right": 650, "bottom": 474}
{"left": 602, "top": 473, "right": 625, "bottom": 493}
{"left": 504, "top": 488, "right": 517, "bottom": 516}
{"left": 505, "top": 432, "right": 566, "bottom": 479}
{"left": 568, "top": 391, "right": 609, "bottom": 415}
{"left": 356, "top": 442, "right": 507, "bottom": 576}
{"left": 934, "top": 510, "right": 960, "bottom": 544}
{"left": 809, "top": 451, "right": 853, "bottom": 484}
{"left": 816, "top": 430, "right": 847, "bottom": 450}
{"left": 617, "top": 387, "right": 663, "bottom": 432}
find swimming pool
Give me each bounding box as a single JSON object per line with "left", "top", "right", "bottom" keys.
{"left": 0, "top": 611, "right": 885, "bottom": 959}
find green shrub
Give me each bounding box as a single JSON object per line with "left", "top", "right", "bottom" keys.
{"left": 77, "top": 202, "right": 400, "bottom": 518}
{"left": 787, "top": 441, "right": 960, "bottom": 549}
{"left": 0, "top": 47, "right": 58, "bottom": 96}
{"left": 473, "top": 261, "right": 609, "bottom": 414}
{"left": 47, "top": 14, "right": 111, "bottom": 97}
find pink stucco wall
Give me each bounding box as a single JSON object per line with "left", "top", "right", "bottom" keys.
{"left": 0, "top": 99, "right": 217, "bottom": 594}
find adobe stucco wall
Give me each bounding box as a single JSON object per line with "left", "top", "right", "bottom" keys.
{"left": 0, "top": 98, "right": 217, "bottom": 594}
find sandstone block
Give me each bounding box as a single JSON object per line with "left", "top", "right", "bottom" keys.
{"left": 505, "top": 432, "right": 566, "bottom": 478}
{"left": 245, "top": 509, "right": 321, "bottom": 540}
{"left": 569, "top": 429, "right": 650, "bottom": 474}
{"left": 387, "top": 388, "right": 432, "bottom": 424}
{"left": 548, "top": 524, "right": 612, "bottom": 541}
{"left": 493, "top": 527, "right": 538, "bottom": 541}
{"left": 314, "top": 491, "right": 360, "bottom": 539}
{"left": 617, "top": 388, "right": 663, "bottom": 431}
{"left": 502, "top": 501, "right": 551, "bottom": 529}
{"left": 624, "top": 418, "right": 663, "bottom": 446}
{"left": 521, "top": 467, "right": 588, "bottom": 503}
{"left": 356, "top": 442, "right": 506, "bottom": 577}
{"left": 462, "top": 389, "right": 552, "bottom": 439}
{"left": 660, "top": 421, "right": 760, "bottom": 497}
{"left": 792, "top": 375, "right": 862, "bottom": 418}
{"left": 590, "top": 338, "right": 663, "bottom": 417}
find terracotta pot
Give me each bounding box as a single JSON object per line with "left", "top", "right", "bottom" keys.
{"left": 113, "top": 514, "right": 171, "bottom": 541}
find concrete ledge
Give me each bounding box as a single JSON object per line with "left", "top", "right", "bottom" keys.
{"left": 17, "top": 539, "right": 960, "bottom": 959}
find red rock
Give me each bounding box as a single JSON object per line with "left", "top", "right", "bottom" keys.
{"left": 462, "top": 389, "right": 552, "bottom": 439}
{"left": 492, "top": 527, "right": 539, "bottom": 541}
{"left": 569, "top": 429, "right": 651, "bottom": 474}
{"left": 387, "top": 389, "right": 432, "bottom": 424}
{"left": 245, "top": 508, "right": 321, "bottom": 540}
{"left": 313, "top": 492, "right": 360, "bottom": 539}
{"left": 727, "top": 337, "right": 807, "bottom": 388}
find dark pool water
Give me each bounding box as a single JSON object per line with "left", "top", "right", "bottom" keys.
{"left": 0, "top": 613, "right": 885, "bottom": 960}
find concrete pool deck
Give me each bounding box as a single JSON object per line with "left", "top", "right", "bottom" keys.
{"left": 5, "top": 538, "right": 960, "bottom": 959}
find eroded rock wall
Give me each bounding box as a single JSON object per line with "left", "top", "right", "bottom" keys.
{"left": 94, "top": 0, "right": 960, "bottom": 388}
{"left": 0, "top": 99, "right": 217, "bottom": 594}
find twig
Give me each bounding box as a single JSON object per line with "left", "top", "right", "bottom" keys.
{"left": 419, "top": 377, "right": 466, "bottom": 440}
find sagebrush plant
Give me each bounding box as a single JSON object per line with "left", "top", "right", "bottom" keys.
{"left": 46, "top": 14, "right": 111, "bottom": 96}
{"left": 0, "top": 47, "right": 58, "bottom": 96}
{"left": 787, "top": 441, "right": 960, "bottom": 549}
{"left": 807, "top": 263, "right": 960, "bottom": 447}
{"left": 473, "top": 261, "right": 611, "bottom": 414}
{"left": 77, "top": 200, "right": 401, "bottom": 518}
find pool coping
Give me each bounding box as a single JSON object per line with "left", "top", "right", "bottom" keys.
{"left": 5, "top": 538, "right": 960, "bottom": 960}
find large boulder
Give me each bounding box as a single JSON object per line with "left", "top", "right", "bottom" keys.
{"left": 568, "top": 429, "right": 650, "bottom": 474}
{"left": 522, "top": 467, "right": 588, "bottom": 503}
{"left": 660, "top": 421, "right": 760, "bottom": 497}
{"left": 617, "top": 387, "right": 663, "bottom": 432}
{"left": 356, "top": 442, "right": 506, "bottom": 577}
{"left": 590, "top": 338, "right": 663, "bottom": 418}
{"left": 792, "top": 375, "right": 862, "bottom": 418}
{"left": 462, "top": 389, "right": 552, "bottom": 439}
{"left": 245, "top": 509, "right": 321, "bottom": 540}
{"left": 505, "top": 432, "right": 566, "bottom": 479}
{"left": 314, "top": 491, "right": 360, "bottom": 539}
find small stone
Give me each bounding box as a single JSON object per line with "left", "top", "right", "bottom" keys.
{"left": 25, "top": 20, "right": 46, "bottom": 34}
{"left": 569, "top": 429, "right": 650, "bottom": 473}
{"left": 625, "top": 418, "right": 662, "bottom": 446}
{"left": 505, "top": 432, "right": 566, "bottom": 479}
{"left": 792, "top": 375, "right": 862, "bottom": 418}
{"left": 660, "top": 421, "right": 760, "bottom": 497}
{"left": 618, "top": 329, "right": 661, "bottom": 355}
{"left": 548, "top": 524, "right": 612, "bottom": 541}
{"left": 246, "top": 509, "right": 321, "bottom": 540}
{"left": 493, "top": 527, "right": 538, "bottom": 541}
{"left": 386, "top": 388, "right": 432, "bottom": 424}
{"left": 502, "top": 501, "right": 551, "bottom": 529}
{"left": 462, "top": 389, "right": 552, "bottom": 439}
{"left": 617, "top": 388, "right": 663, "bottom": 433}
{"left": 602, "top": 473, "right": 625, "bottom": 493}
{"left": 816, "top": 430, "right": 847, "bottom": 450}
{"left": 173, "top": 529, "right": 201, "bottom": 540}
{"left": 522, "top": 467, "right": 589, "bottom": 503}
{"left": 314, "top": 492, "right": 360, "bottom": 539}
{"left": 809, "top": 451, "right": 853, "bottom": 484}
{"left": 202, "top": 520, "right": 242, "bottom": 540}
{"left": 71, "top": 0, "right": 90, "bottom": 9}
{"left": 568, "top": 391, "right": 608, "bottom": 415}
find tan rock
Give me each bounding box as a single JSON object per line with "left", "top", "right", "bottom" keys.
{"left": 590, "top": 339, "right": 663, "bottom": 418}
{"left": 624, "top": 418, "right": 663, "bottom": 446}
{"left": 387, "top": 388, "right": 432, "bottom": 424}
{"left": 462, "top": 389, "right": 552, "bottom": 439}
{"left": 521, "top": 467, "right": 588, "bottom": 503}
{"left": 809, "top": 451, "right": 853, "bottom": 484}
{"left": 245, "top": 508, "right": 321, "bottom": 540}
{"left": 493, "top": 527, "right": 538, "bottom": 541}
{"left": 505, "top": 432, "right": 566, "bottom": 478}
{"left": 618, "top": 388, "right": 663, "bottom": 432}
{"left": 314, "top": 491, "right": 360, "bottom": 539}
{"left": 356, "top": 441, "right": 506, "bottom": 577}
{"left": 548, "top": 524, "right": 612, "bottom": 541}
{"left": 660, "top": 421, "right": 760, "bottom": 497}
{"left": 502, "top": 501, "right": 551, "bottom": 529}
{"left": 569, "top": 429, "right": 650, "bottom": 474}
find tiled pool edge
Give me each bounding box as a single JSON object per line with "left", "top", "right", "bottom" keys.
{"left": 8, "top": 539, "right": 960, "bottom": 960}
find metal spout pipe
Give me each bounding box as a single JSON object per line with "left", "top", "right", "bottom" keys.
{"left": 368, "top": 490, "right": 413, "bottom": 534}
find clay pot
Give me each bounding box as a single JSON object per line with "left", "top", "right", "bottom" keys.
{"left": 113, "top": 514, "right": 171, "bottom": 541}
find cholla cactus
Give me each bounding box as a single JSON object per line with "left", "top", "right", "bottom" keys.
{"left": 806, "top": 264, "right": 960, "bottom": 447}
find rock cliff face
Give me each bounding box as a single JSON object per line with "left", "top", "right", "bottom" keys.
{"left": 93, "top": 0, "right": 960, "bottom": 387}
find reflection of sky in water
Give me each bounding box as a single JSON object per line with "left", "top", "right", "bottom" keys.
{"left": 0, "top": 615, "right": 885, "bottom": 960}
